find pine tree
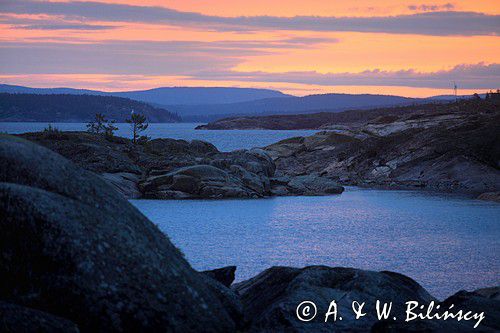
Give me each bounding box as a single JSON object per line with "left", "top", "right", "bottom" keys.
{"left": 86, "top": 113, "right": 107, "bottom": 134}
{"left": 126, "top": 112, "right": 149, "bottom": 144}
{"left": 87, "top": 113, "right": 117, "bottom": 137}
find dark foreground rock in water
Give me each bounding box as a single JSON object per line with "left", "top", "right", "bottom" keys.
{"left": 0, "top": 134, "right": 239, "bottom": 332}
{"left": 233, "top": 266, "right": 485, "bottom": 332}
{"left": 202, "top": 266, "right": 237, "bottom": 287}
{"left": 441, "top": 287, "right": 500, "bottom": 331}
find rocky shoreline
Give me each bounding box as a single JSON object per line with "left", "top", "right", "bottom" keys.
{"left": 1, "top": 134, "right": 498, "bottom": 332}
{"left": 18, "top": 131, "right": 343, "bottom": 200}
{"left": 262, "top": 98, "right": 500, "bottom": 199}
{"left": 9, "top": 97, "right": 499, "bottom": 201}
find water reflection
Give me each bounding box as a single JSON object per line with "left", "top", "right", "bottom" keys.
{"left": 132, "top": 188, "right": 500, "bottom": 299}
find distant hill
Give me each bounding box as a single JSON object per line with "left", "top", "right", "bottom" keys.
{"left": 0, "top": 84, "right": 289, "bottom": 105}
{"left": 0, "top": 84, "right": 469, "bottom": 122}
{"left": 169, "top": 93, "right": 438, "bottom": 121}
{"left": 112, "top": 87, "right": 290, "bottom": 105}
{"left": 0, "top": 93, "right": 180, "bottom": 122}
{"left": 0, "top": 84, "right": 106, "bottom": 96}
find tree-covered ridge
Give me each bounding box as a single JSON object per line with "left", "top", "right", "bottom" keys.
{"left": 0, "top": 93, "right": 181, "bottom": 122}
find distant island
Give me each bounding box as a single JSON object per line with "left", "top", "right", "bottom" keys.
{"left": 195, "top": 96, "right": 491, "bottom": 130}
{"left": 0, "top": 93, "right": 180, "bottom": 123}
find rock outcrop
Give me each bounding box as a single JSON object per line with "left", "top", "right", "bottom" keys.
{"left": 270, "top": 174, "right": 344, "bottom": 196}
{"left": 0, "top": 134, "right": 239, "bottom": 332}
{"left": 442, "top": 287, "right": 500, "bottom": 331}
{"left": 202, "top": 266, "right": 237, "bottom": 288}
{"left": 19, "top": 131, "right": 343, "bottom": 199}
{"left": 265, "top": 99, "right": 500, "bottom": 195}
{"left": 233, "top": 266, "right": 491, "bottom": 332}
{"left": 477, "top": 191, "right": 500, "bottom": 203}
{"left": 199, "top": 268, "right": 245, "bottom": 329}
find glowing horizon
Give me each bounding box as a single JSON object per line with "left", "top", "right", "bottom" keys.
{"left": 0, "top": 0, "right": 498, "bottom": 97}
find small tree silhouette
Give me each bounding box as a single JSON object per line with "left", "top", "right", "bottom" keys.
{"left": 87, "top": 113, "right": 117, "bottom": 137}
{"left": 87, "top": 113, "right": 106, "bottom": 134}
{"left": 104, "top": 120, "right": 118, "bottom": 138}
{"left": 126, "top": 112, "right": 149, "bottom": 144}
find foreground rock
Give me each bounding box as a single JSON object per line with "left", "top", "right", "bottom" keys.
{"left": 265, "top": 99, "right": 500, "bottom": 195}
{"left": 200, "top": 269, "right": 246, "bottom": 330}
{"left": 442, "top": 287, "right": 500, "bottom": 331}
{"left": 0, "top": 301, "right": 79, "bottom": 333}
{"left": 0, "top": 134, "right": 239, "bottom": 331}
{"left": 19, "top": 131, "right": 343, "bottom": 199}
{"left": 202, "top": 266, "right": 237, "bottom": 287}
{"left": 234, "top": 266, "right": 492, "bottom": 332}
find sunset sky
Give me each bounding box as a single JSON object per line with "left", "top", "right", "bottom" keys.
{"left": 0, "top": 0, "right": 499, "bottom": 96}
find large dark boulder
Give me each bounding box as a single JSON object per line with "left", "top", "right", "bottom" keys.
{"left": 233, "top": 266, "right": 479, "bottom": 332}
{"left": 441, "top": 287, "right": 500, "bottom": 331}
{"left": 199, "top": 272, "right": 245, "bottom": 330}
{"left": 278, "top": 174, "right": 344, "bottom": 196}
{"left": 20, "top": 131, "right": 142, "bottom": 175}
{"left": 140, "top": 164, "right": 261, "bottom": 199}
{"left": 0, "top": 134, "right": 238, "bottom": 332}
{"left": 0, "top": 301, "right": 79, "bottom": 333}
{"left": 373, "top": 286, "right": 500, "bottom": 332}
{"left": 144, "top": 138, "right": 218, "bottom": 155}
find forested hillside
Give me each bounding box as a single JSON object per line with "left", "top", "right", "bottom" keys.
{"left": 0, "top": 93, "right": 181, "bottom": 122}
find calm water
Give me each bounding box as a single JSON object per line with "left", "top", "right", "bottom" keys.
{"left": 0, "top": 122, "right": 320, "bottom": 151}
{"left": 131, "top": 188, "right": 500, "bottom": 300}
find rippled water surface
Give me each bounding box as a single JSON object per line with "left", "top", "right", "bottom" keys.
{"left": 132, "top": 188, "right": 500, "bottom": 299}
{"left": 0, "top": 122, "right": 320, "bottom": 151}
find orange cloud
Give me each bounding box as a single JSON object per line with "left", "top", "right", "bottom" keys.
{"left": 0, "top": 1, "right": 498, "bottom": 95}
{"left": 70, "top": 0, "right": 500, "bottom": 17}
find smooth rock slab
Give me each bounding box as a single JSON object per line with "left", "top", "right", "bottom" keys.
{"left": 0, "top": 135, "right": 237, "bottom": 332}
